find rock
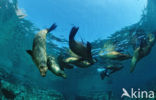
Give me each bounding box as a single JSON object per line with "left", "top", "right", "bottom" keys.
{"left": 0, "top": 80, "right": 65, "bottom": 100}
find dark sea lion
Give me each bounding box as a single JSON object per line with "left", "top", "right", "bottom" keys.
{"left": 69, "top": 27, "right": 95, "bottom": 63}
{"left": 97, "top": 67, "right": 109, "bottom": 80}
{"left": 26, "top": 24, "right": 57, "bottom": 77}
{"left": 100, "top": 51, "right": 131, "bottom": 61}
{"left": 47, "top": 56, "right": 67, "bottom": 79}
{"left": 97, "top": 64, "right": 123, "bottom": 80}
{"left": 106, "top": 64, "right": 124, "bottom": 74}
{"left": 130, "top": 33, "right": 156, "bottom": 73}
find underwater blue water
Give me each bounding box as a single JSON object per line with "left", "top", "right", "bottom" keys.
{"left": 1, "top": 0, "right": 156, "bottom": 100}
{"left": 18, "top": 0, "right": 147, "bottom": 41}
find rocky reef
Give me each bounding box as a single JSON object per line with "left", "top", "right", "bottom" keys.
{"left": 0, "top": 79, "right": 65, "bottom": 100}
{"left": 0, "top": 67, "right": 65, "bottom": 100}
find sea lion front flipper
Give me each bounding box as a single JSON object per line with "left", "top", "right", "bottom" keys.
{"left": 47, "top": 56, "right": 53, "bottom": 70}
{"left": 47, "top": 23, "right": 57, "bottom": 33}
{"left": 26, "top": 50, "right": 33, "bottom": 57}
{"left": 130, "top": 48, "right": 140, "bottom": 73}
{"left": 130, "top": 57, "right": 137, "bottom": 73}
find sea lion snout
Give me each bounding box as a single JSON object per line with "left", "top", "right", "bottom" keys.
{"left": 39, "top": 66, "right": 48, "bottom": 77}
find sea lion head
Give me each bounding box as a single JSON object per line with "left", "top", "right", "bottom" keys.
{"left": 54, "top": 66, "right": 67, "bottom": 79}
{"left": 39, "top": 66, "right": 48, "bottom": 77}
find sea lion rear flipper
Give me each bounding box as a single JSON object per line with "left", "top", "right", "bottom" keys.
{"left": 47, "top": 23, "right": 57, "bottom": 33}
{"left": 26, "top": 50, "right": 33, "bottom": 57}
{"left": 69, "top": 27, "right": 79, "bottom": 40}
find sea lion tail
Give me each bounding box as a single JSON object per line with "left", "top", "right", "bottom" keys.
{"left": 47, "top": 23, "right": 57, "bottom": 33}
{"left": 69, "top": 26, "right": 79, "bottom": 41}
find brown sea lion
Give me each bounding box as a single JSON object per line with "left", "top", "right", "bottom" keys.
{"left": 56, "top": 51, "right": 95, "bottom": 69}
{"left": 26, "top": 24, "right": 57, "bottom": 77}
{"left": 47, "top": 56, "right": 67, "bottom": 78}
{"left": 63, "top": 57, "right": 93, "bottom": 68}
{"left": 100, "top": 51, "right": 131, "bottom": 61}
{"left": 130, "top": 33, "right": 156, "bottom": 73}
{"left": 69, "top": 27, "right": 96, "bottom": 64}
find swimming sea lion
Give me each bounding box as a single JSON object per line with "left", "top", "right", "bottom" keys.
{"left": 57, "top": 54, "right": 74, "bottom": 70}
{"left": 100, "top": 51, "right": 131, "bottom": 61}
{"left": 69, "top": 27, "right": 95, "bottom": 63}
{"left": 97, "top": 64, "right": 123, "bottom": 80}
{"left": 97, "top": 67, "right": 109, "bottom": 80}
{"left": 130, "top": 33, "right": 156, "bottom": 73}
{"left": 26, "top": 24, "right": 57, "bottom": 77}
{"left": 47, "top": 56, "right": 67, "bottom": 78}
{"left": 63, "top": 56, "right": 94, "bottom": 68}
{"left": 106, "top": 64, "right": 124, "bottom": 74}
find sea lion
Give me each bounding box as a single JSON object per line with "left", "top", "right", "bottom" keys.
{"left": 47, "top": 56, "right": 67, "bottom": 78}
{"left": 69, "top": 27, "right": 95, "bottom": 64}
{"left": 100, "top": 51, "right": 131, "bottom": 61}
{"left": 63, "top": 56, "right": 94, "bottom": 68}
{"left": 97, "top": 64, "right": 123, "bottom": 80}
{"left": 26, "top": 24, "right": 57, "bottom": 77}
{"left": 106, "top": 64, "right": 124, "bottom": 74}
{"left": 57, "top": 54, "right": 74, "bottom": 70}
{"left": 130, "top": 33, "right": 156, "bottom": 73}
